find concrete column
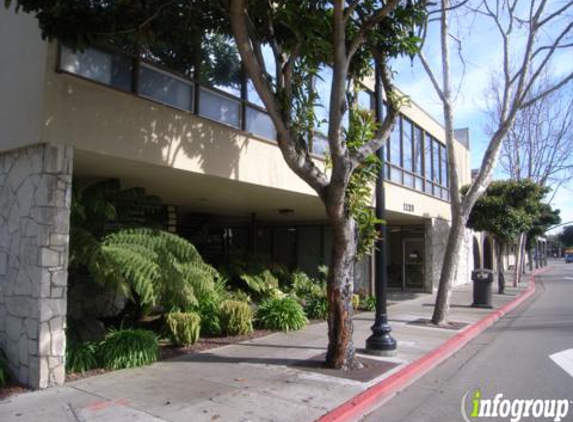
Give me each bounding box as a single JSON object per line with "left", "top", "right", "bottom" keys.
{"left": 0, "top": 143, "right": 73, "bottom": 389}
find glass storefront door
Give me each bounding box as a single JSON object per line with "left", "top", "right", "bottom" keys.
{"left": 403, "top": 239, "right": 425, "bottom": 290}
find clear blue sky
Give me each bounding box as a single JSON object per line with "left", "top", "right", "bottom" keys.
{"left": 390, "top": 3, "right": 573, "bottom": 233}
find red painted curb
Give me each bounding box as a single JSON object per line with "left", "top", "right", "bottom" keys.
{"left": 316, "top": 267, "right": 551, "bottom": 422}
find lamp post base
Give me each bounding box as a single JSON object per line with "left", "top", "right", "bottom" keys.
{"left": 365, "top": 323, "right": 397, "bottom": 357}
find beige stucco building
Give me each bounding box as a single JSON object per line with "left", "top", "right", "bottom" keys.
{"left": 0, "top": 7, "right": 488, "bottom": 389}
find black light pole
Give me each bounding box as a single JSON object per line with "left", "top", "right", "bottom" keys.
{"left": 365, "top": 145, "right": 397, "bottom": 356}
{"left": 365, "top": 66, "right": 397, "bottom": 356}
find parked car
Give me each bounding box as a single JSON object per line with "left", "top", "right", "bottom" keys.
{"left": 566, "top": 253, "right": 573, "bottom": 264}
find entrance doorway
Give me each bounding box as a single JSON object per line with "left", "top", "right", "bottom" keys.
{"left": 387, "top": 226, "right": 425, "bottom": 291}
{"left": 403, "top": 239, "right": 425, "bottom": 290}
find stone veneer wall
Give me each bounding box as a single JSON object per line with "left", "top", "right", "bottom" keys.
{"left": 0, "top": 144, "right": 73, "bottom": 389}
{"left": 425, "top": 218, "right": 473, "bottom": 291}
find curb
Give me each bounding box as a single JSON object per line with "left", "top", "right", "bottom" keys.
{"left": 316, "top": 267, "right": 551, "bottom": 422}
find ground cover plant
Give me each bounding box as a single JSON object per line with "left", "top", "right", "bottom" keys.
{"left": 99, "top": 328, "right": 159, "bottom": 370}
{"left": 166, "top": 311, "right": 201, "bottom": 347}
{"left": 219, "top": 300, "right": 254, "bottom": 336}
{"left": 257, "top": 296, "right": 308, "bottom": 332}
{"left": 66, "top": 341, "right": 99, "bottom": 374}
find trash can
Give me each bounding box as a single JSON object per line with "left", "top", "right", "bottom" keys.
{"left": 471, "top": 269, "right": 494, "bottom": 308}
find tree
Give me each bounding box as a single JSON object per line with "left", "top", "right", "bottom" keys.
{"left": 414, "top": 0, "right": 573, "bottom": 325}
{"left": 9, "top": 0, "right": 427, "bottom": 369}
{"left": 560, "top": 226, "right": 573, "bottom": 247}
{"left": 464, "top": 180, "right": 548, "bottom": 292}
{"left": 488, "top": 72, "right": 572, "bottom": 280}
{"left": 495, "top": 78, "right": 573, "bottom": 189}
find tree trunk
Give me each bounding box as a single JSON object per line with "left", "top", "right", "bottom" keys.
{"left": 528, "top": 246, "right": 533, "bottom": 272}
{"left": 514, "top": 234, "right": 525, "bottom": 286}
{"left": 431, "top": 213, "right": 466, "bottom": 325}
{"left": 519, "top": 234, "right": 527, "bottom": 275}
{"left": 325, "top": 215, "right": 359, "bottom": 370}
{"left": 496, "top": 240, "right": 505, "bottom": 294}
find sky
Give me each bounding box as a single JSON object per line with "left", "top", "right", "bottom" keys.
{"left": 389, "top": 1, "right": 573, "bottom": 235}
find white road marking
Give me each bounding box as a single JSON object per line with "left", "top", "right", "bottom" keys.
{"left": 550, "top": 349, "right": 573, "bottom": 378}
{"left": 565, "top": 277, "right": 573, "bottom": 280}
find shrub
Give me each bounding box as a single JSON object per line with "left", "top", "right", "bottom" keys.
{"left": 195, "top": 277, "right": 231, "bottom": 336}
{"left": 166, "top": 312, "right": 201, "bottom": 347}
{"left": 257, "top": 297, "right": 308, "bottom": 331}
{"left": 0, "top": 349, "right": 8, "bottom": 387}
{"left": 219, "top": 300, "right": 253, "bottom": 336}
{"left": 289, "top": 271, "right": 324, "bottom": 298}
{"left": 352, "top": 294, "right": 360, "bottom": 310}
{"left": 100, "top": 329, "right": 159, "bottom": 369}
{"left": 196, "top": 293, "right": 222, "bottom": 335}
{"left": 304, "top": 294, "right": 328, "bottom": 320}
{"left": 66, "top": 341, "right": 99, "bottom": 374}
{"left": 362, "top": 295, "right": 377, "bottom": 312}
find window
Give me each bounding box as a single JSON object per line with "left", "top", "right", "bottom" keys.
{"left": 441, "top": 144, "right": 449, "bottom": 187}
{"left": 432, "top": 138, "right": 441, "bottom": 184}
{"left": 413, "top": 126, "right": 423, "bottom": 175}
{"left": 138, "top": 63, "right": 193, "bottom": 111}
{"left": 60, "top": 46, "right": 133, "bottom": 91}
{"left": 200, "top": 34, "right": 242, "bottom": 97}
{"left": 312, "top": 133, "right": 329, "bottom": 156}
{"left": 198, "top": 87, "right": 241, "bottom": 128}
{"left": 402, "top": 118, "right": 413, "bottom": 172}
{"left": 315, "top": 66, "right": 333, "bottom": 136}
{"left": 389, "top": 116, "right": 402, "bottom": 166}
{"left": 247, "top": 44, "right": 276, "bottom": 107}
{"left": 412, "top": 126, "right": 424, "bottom": 191}
{"left": 357, "top": 89, "right": 374, "bottom": 111}
{"left": 424, "top": 133, "right": 433, "bottom": 180}
{"left": 246, "top": 107, "right": 276, "bottom": 140}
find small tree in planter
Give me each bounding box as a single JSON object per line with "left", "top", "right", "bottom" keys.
{"left": 464, "top": 180, "right": 548, "bottom": 292}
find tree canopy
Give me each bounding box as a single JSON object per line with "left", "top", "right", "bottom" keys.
{"left": 464, "top": 180, "right": 550, "bottom": 243}
{"left": 527, "top": 204, "right": 561, "bottom": 248}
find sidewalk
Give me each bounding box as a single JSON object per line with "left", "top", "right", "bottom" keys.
{"left": 0, "top": 272, "right": 536, "bottom": 422}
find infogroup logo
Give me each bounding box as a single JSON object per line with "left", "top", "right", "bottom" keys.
{"left": 461, "top": 389, "right": 571, "bottom": 422}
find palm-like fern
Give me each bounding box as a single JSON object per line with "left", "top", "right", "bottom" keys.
{"left": 69, "top": 179, "right": 218, "bottom": 313}
{"left": 91, "top": 228, "right": 217, "bottom": 311}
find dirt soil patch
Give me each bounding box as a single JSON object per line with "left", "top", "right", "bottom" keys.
{"left": 407, "top": 318, "right": 469, "bottom": 330}
{"left": 291, "top": 352, "right": 399, "bottom": 383}
{"left": 0, "top": 382, "right": 29, "bottom": 400}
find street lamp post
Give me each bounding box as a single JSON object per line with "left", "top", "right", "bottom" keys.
{"left": 365, "top": 144, "right": 397, "bottom": 356}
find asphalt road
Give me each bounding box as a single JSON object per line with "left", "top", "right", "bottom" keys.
{"left": 361, "top": 260, "right": 573, "bottom": 422}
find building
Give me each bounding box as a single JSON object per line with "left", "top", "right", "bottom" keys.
{"left": 1, "top": 7, "right": 479, "bottom": 389}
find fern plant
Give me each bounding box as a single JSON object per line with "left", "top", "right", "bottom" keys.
{"left": 166, "top": 311, "right": 201, "bottom": 346}
{"left": 304, "top": 294, "right": 328, "bottom": 320}
{"left": 70, "top": 179, "right": 219, "bottom": 317}
{"left": 289, "top": 271, "right": 325, "bottom": 298}
{"left": 99, "top": 328, "right": 159, "bottom": 370}
{"left": 257, "top": 297, "right": 308, "bottom": 331}
{"left": 76, "top": 228, "right": 219, "bottom": 312}
{"left": 66, "top": 342, "right": 99, "bottom": 374}
{"left": 362, "top": 296, "right": 377, "bottom": 312}
{"left": 194, "top": 278, "right": 230, "bottom": 335}
{"left": 219, "top": 300, "right": 253, "bottom": 336}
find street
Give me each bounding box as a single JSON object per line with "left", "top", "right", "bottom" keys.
{"left": 362, "top": 261, "right": 573, "bottom": 422}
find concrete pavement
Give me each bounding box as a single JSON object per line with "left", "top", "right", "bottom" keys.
{"left": 0, "top": 271, "right": 535, "bottom": 422}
